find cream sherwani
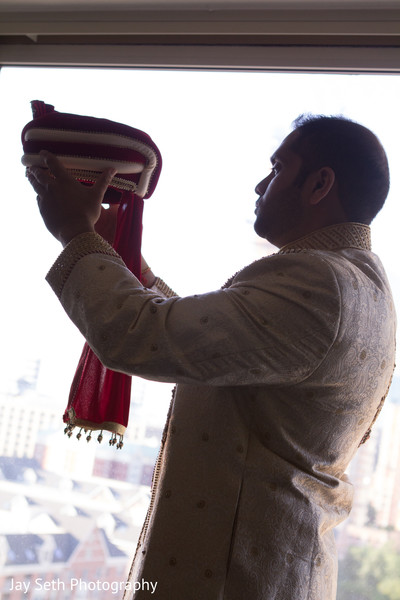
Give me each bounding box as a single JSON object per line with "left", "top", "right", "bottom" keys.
{"left": 47, "top": 222, "right": 396, "bottom": 600}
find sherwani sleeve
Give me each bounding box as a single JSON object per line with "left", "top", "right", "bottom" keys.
{"left": 46, "top": 232, "right": 341, "bottom": 387}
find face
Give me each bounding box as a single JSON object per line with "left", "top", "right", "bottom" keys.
{"left": 254, "top": 130, "right": 307, "bottom": 247}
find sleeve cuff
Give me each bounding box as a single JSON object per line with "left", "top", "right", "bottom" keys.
{"left": 46, "top": 232, "right": 121, "bottom": 299}
{"left": 151, "top": 277, "right": 178, "bottom": 298}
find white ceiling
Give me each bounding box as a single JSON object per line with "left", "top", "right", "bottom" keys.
{"left": 0, "top": 0, "right": 399, "bottom": 71}
{"left": 0, "top": 0, "right": 399, "bottom": 10}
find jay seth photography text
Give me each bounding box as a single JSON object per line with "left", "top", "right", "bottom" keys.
{"left": 8, "top": 577, "right": 158, "bottom": 595}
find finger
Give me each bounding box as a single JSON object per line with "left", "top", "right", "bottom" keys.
{"left": 26, "top": 169, "right": 46, "bottom": 196}
{"left": 27, "top": 166, "right": 52, "bottom": 186}
{"left": 92, "top": 168, "right": 117, "bottom": 199}
{"left": 40, "top": 150, "right": 71, "bottom": 182}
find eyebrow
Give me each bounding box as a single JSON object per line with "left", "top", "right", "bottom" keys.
{"left": 270, "top": 151, "right": 284, "bottom": 164}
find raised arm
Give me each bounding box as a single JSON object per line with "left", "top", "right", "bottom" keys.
{"left": 28, "top": 153, "right": 340, "bottom": 388}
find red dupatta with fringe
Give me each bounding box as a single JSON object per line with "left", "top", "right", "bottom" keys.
{"left": 21, "top": 100, "right": 162, "bottom": 448}
{"left": 63, "top": 191, "right": 144, "bottom": 448}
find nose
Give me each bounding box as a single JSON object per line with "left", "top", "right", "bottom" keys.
{"left": 255, "top": 174, "right": 272, "bottom": 196}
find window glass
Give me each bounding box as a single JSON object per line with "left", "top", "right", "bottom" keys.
{"left": 0, "top": 67, "right": 399, "bottom": 599}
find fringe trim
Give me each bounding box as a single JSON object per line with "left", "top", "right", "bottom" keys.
{"left": 64, "top": 407, "right": 126, "bottom": 449}
{"left": 64, "top": 424, "right": 125, "bottom": 449}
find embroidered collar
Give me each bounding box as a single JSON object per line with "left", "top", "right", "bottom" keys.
{"left": 278, "top": 222, "right": 371, "bottom": 254}
{"left": 222, "top": 223, "right": 371, "bottom": 289}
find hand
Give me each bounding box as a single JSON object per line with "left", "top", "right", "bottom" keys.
{"left": 27, "top": 151, "right": 116, "bottom": 247}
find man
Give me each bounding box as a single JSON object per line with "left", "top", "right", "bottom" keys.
{"left": 27, "top": 115, "right": 396, "bottom": 599}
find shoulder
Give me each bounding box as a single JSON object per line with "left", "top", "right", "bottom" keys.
{"left": 231, "top": 250, "right": 341, "bottom": 294}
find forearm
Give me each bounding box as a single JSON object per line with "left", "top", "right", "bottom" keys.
{"left": 48, "top": 232, "right": 176, "bottom": 300}
{"left": 140, "top": 255, "right": 156, "bottom": 288}
{"left": 140, "top": 258, "right": 177, "bottom": 298}
{"left": 46, "top": 235, "right": 189, "bottom": 383}
{"left": 46, "top": 233, "right": 337, "bottom": 386}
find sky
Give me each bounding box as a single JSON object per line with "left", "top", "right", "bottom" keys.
{"left": 0, "top": 66, "right": 399, "bottom": 419}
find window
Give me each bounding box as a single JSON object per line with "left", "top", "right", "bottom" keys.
{"left": 0, "top": 66, "right": 399, "bottom": 599}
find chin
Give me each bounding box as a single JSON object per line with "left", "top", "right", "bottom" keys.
{"left": 253, "top": 218, "right": 265, "bottom": 239}
{"left": 254, "top": 222, "right": 278, "bottom": 247}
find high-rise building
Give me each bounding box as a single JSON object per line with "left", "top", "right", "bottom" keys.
{"left": 0, "top": 392, "right": 61, "bottom": 459}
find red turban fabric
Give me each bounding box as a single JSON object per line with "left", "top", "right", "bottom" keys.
{"left": 22, "top": 100, "right": 162, "bottom": 448}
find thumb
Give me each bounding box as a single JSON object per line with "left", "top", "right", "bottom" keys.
{"left": 93, "top": 168, "right": 117, "bottom": 199}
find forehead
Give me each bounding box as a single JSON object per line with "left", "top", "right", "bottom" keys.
{"left": 271, "top": 130, "right": 301, "bottom": 163}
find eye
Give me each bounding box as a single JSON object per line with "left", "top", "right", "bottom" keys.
{"left": 271, "top": 163, "right": 280, "bottom": 176}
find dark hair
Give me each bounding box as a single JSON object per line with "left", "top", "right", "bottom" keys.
{"left": 290, "top": 114, "right": 390, "bottom": 224}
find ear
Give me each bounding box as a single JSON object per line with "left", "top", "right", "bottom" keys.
{"left": 308, "top": 167, "right": 336, "bottom": 205}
